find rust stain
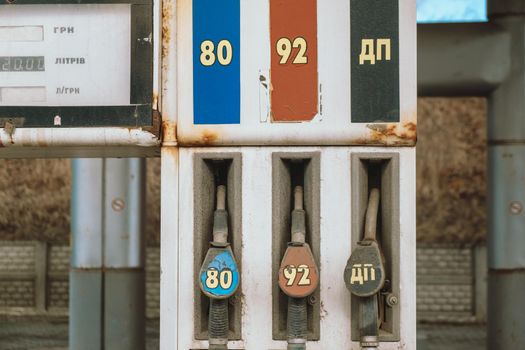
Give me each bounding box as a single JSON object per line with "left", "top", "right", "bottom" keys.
{"left": 404, "top": 121, "right": 416, "bottom": 132}
{"left": 200, "top": 130, "right": 218, "bottom": 145}
{"left": 161, "top": 119, "right": 177, "bottom": 145}
{"left": 161, "top": 0, "right": 173, "bottom": 61}
{"left": 164, "top": 145, "right": 179, "bottom": 158}
{"left": 177, "top": 130, "right": 221, "bottom": 146}
{"left": 367, "top": 121, "right": 417, "bottom": 146}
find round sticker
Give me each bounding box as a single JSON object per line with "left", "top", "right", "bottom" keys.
{"left": 199, "top": 248, "right": 239, "bottom": 299}
{"left": 278, "top": 244, "right": 319, "bottom": 298}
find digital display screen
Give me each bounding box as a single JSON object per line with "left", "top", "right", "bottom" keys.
{"left": 0, "top": 56, "right": 45, "bottom": 72}
{"left": 0, "top": 26, "right": 44, "bottom": 42}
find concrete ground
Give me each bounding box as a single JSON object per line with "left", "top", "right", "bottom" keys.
{"left": 418, "top": 323, "right": 486, "bottom": 350}
{"left": 0, "top": 319, "right": 485, "bottom": 350}
{"left": 0, "top": 318, "right": 159, "bottom": 350}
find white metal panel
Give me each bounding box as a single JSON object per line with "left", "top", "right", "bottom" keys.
{"left": 0, "top": 5, "right": 131, "bottom": 106}
{"left": 170, "top": 147, "right": 416, "bottom": 349}
{"left": 175, "top": 0, "right": 417, "bottom": 146}
{"left": 160, "top": 147, "right": 180, "bottom": 350}
{"left": 161, "top": 0, "right": 178, "bottom": 146}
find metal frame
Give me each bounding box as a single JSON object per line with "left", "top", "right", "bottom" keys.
{"left": 0, "top": 0, "right": 161, "bottom": 157}
{"left": 0, "top": 0, "right": 153, "bottom": 128}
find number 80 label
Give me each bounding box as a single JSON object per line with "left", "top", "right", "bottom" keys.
{"left": 205, "top": 268, "right": 233, "bottom": 289}
{"left": 199, "top": 248, "right": 240, "bottom": 299}
{"left": 200, "top": 40, "right": 233, "bottom": 67}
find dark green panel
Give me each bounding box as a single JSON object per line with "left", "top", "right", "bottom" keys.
{"left": 131, "top": 4, "right": 153, "bottom": 106}
{"left": 0, "top": 105, "right": 151, "bottom": 127}
{"left": 351, "top": 0, "right": 399, "bottom": 123}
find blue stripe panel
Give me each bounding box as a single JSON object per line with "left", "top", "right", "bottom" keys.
{"left": 193, "top": 0, "right": 240, "bottom": 124}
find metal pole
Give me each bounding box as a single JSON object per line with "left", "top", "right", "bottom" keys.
{"left": 103, "top": 159, "right": 146, "bottom": 350}
{"left": 71, "top": 159, "right": 104, "bottom": 350}
{"left": 487, "top": 1, "right": 525, "bottom": 348}
{"left": 71, "top": 158, "right": 146, "bottom": 350}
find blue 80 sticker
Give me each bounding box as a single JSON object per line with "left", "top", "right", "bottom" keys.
{"left": 200, "top": 250, "right": 239, "bottom": 299}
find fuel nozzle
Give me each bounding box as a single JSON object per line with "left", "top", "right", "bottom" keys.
{"left": 278, "top": 186, "right": 319, "bottom": 350}
{"left": 344, "top": 188, "right": 385, "bottom": 350}
{"left": 199, "top": 185, "right": 240, "bottom": 350}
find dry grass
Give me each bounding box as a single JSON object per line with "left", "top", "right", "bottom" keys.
{"left": 417, "top": 97, "right": 487, "bottom": 243}
{"left": 0, "top": 158, "right": 161, "bottom": 244}
{"left": 0, "top": 98, "right": 487, "bottom": 244}
{"left": 0, "top": 159, "right": 70, "bottom": 242}
{"left": 146, "top": 158, "right": 161, "bottom": 245}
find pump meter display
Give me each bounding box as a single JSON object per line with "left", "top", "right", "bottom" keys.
{"left": 0, "top": 1, "right": 153, "bottom": 128}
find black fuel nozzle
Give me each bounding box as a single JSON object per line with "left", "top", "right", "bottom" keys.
{"left": 344, "top": 188, "right": 385, "bottom": 350}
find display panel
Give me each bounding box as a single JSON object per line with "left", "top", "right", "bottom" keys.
{"left": 0, "top": 5, "right": 131, "bottom": 107}
{"left": 0, "top": 0, "right": 153, "bottom": 128}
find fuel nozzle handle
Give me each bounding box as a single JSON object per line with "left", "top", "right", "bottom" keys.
{"left": 363, "top": 188, "right": 380, "bottom": 242}
{"left": 291, "top": 186, "right": 306, "bottom": 244}
{"left": 213, "top": 185, "right": 228, "bottom": 245}
{"left": 278, "top": 186, "right": 320, "bottom": 350}
{"left": 344, "top": 188, "right": 385, "bottom": 350}
{"left": 199, "top": 185, "right": 240, "bottom": 350}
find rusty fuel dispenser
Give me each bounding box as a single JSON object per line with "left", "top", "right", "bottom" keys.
{"left": 162, "top": 0, "right": 416, "bottom": 348}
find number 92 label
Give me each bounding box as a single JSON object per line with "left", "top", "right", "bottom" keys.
{"left": 199, "top": 247, "right": 240, "bottom": 299}
{"left": 278, "top": 244, "right": 319, "bottom": 298}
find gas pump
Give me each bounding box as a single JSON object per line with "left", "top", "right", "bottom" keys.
{"left": 160, "top": 0, "right": 416, "bottom": 348}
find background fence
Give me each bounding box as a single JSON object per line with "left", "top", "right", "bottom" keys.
{"left": 0, "top": 241, "right": 485, "bottom": 323}
{"left": 0, "top": 242, "right": 160, "bottom": 318}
